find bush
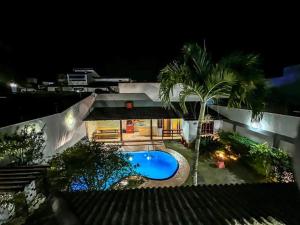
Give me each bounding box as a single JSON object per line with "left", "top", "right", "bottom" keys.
{"left": 200, "top": 136, "right": 223, "bottom": 153}
{"left": 0, "top": 125, "right": 45, "bottom": 166}
{"left": 219, "top": 132, "right": 294, "bottom": 182}
{"left": 49, "top": 140, "right": 136, "bottom": 191}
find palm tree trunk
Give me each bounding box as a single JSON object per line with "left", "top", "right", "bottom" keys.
{"left": 193, "top": 102, "right": 206, "bottom": 185}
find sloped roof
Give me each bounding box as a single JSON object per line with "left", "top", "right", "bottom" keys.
{"left": 95, "top": 93, "right": 152, "bottom": 101}
{"left": 84, "top": 107, "right": 180, "bottom": 120}
{"left": 85, "top": 100, "right": 226, "bottom": 121}
{"left": 55, "top": 183, "right": 300, "bottom": 225}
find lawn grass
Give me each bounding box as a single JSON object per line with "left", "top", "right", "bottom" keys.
{"left": 164, "top": 140, "right": 266, "bottom": 186}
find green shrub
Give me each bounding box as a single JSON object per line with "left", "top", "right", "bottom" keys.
{"left": 219, "top": 132, "right": 294, "bottom": 182}
{"left": 48, "top": 140, "right": 136, "bottom": 191}
{"left": 200, "top": 136, "right": 223, "bottom": 153}
{"left": 0, "top": 125, "right": 45, "bottom": 166}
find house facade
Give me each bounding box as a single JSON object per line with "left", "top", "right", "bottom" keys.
{"left": 84, "top": 93, "right": 222, "bottom": 143}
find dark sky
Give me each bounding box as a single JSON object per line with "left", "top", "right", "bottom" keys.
{"left": 1, "top": 6, "right": 300, "bottom": 82}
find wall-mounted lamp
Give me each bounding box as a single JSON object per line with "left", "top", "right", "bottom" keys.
{"left": 250, "top": 119, "right": 261, "bottom": 129}
{"left": 9, "top": 82, "right": 18, "bottom": 93}
{"left": 65, "top": 110, "right": 76, "bottom": 131}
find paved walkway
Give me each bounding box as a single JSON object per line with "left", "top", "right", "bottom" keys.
{"left": 121, "top": 142, "right": 190, "bottom": 188}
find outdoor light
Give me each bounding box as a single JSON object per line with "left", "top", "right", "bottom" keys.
{"left": 146, "top": 155, "right": 151, "bottom": 160}
{"left": 129, "top": 156, "right": 133, "bottom": 161}
{"left": 65, "top": 110, "right": 76, "bottom": 131}
{"left": 251, "top": 120, "right": 261, "bottom": 129}
{"left": 9, "top": 82, "right": 18, "bottom": 93}
{"left": 9, "top": 82, "right": 17, "bottom": 88}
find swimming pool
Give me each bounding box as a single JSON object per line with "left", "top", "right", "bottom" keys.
{"left": 127, "top": 150, "right": 179, "bottom": 180}
{"left": 71, "top": 150, "right": 178, "bottom": 191}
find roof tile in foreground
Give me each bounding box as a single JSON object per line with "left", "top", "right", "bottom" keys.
{"left": 60, "top": 183, "right": 300, "bottom": 225}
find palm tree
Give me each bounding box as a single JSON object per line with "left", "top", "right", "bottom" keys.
{"left": 159, "top": 43, "right": 266, "bottom": 185}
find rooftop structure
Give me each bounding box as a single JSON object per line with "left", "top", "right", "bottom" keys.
{"left": 32, "top": 183, "right": 300, "bottom": 225}
{"left": 65, "top": 68, "right": 131, "bottom": 87}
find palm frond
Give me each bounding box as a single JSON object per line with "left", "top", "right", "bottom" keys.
{"left": 179, "top": 84, "right": 203, "bottom": 114}
{"left": 219, "top": 53, "right": 264, "bottom": 81}
{"left": 159, "top": 61, "right": 190, "bottom": 108}
{"left": 204, "top": 65, "right": 236, "bottom": 101}
{"left": 183, "top": 43, "right": 213, "bottom": 81}
{"left": 158, "top": 43, "right": 267, "bottom": 121}
{"left": 220, "top": 52, "right": 266, "bottom": 119}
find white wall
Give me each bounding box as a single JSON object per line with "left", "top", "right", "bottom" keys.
{"left": 279, "top": 140, "right": 295, "bottom": 156}
{"left": 213, "top": 120, "right": 223, "bottom": 133}
{"left": 210, "top": 105, "right": 300, "bottom": 138}
{"left": 236, "top": 126, "right": 273, "bottom": 146}
{"left": 182, "top": 120, "right": 198, "bottom": 143}
{"left": 210, "top": 105, "right": 299, "bottom": 155}
{"left": 222, "top": 121, "right": 234, "bottom": 132}
{"left": 119, "top": 83, "right": 199, "bottom": 102}
{"left": 119, "top": 83, "right": 161, "bottom": 101}
{"left": 182, "top": 120, "right": 223, "bottom": 144}
{"left": 0, "top": 94, "right": 96, "bottom": 161}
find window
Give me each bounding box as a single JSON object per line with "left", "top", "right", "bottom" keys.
{"left": 201, "top": 121, "right": 214, "bottom": 135}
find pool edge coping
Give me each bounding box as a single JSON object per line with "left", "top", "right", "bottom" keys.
{"left": 121, "top": 145, "right": 190, "bottom": 188}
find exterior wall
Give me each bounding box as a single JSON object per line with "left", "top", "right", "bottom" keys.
{"left": 279, "top": 140, "right": 295, "bottom": 156}
{"left": 182, "top": 120, "right": 198, "bottom": 143}
{"left": 294, "top": 126, "right": 300, "bottom": 190}
{"left": 94, "top": 93, "right": 162, "bottom": 108}
{"left": 182, "top": 120, "right": 223, "bottom": 144}
{"left": 210, "top": 105, "right": 299, "bottom": 155}
{"left": 0, "top": 94, "right": 96, "bottom": 161}
{"left": 222, "top": 121, "right": 234, "bottom": 132}
{"left": 47, "top": 86, "right": 116, "bottom": 93}
{"left": 210, "top": 105, "right": 300, "bottom": 138}
{"left": 213, "top": 120, "right": 223, "bottom": 133}
{"left": 47, "top": 86, "right": 57, "bottom": 92}
{"left": 235, "top": 126, "right": 273, "bottom": 146}
{"left": 119, "top": 83, "right": 161, "bottom": 101}
{"left": 119, "top": 83, "right": 199, "bottom": 102}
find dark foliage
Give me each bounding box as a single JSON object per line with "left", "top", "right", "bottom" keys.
{"left": 0, "top": 124, "right": 45, "bottom": 166}
{"left": 48, "top": 140, "right": 136, "bottom": 191}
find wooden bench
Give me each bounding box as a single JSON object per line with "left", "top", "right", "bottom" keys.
{"left": 162, "top": 129, "right": 182, "bottom": 137}
{"left": 93, "top": 129, "right": 120, "bottom": 140}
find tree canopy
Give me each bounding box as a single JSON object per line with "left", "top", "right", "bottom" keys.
{"left": 0, "top": 124, "right": 45, "bottom": 166}
{"left": 159, "top": 43, "right": 266, "bottom": 120}
{"left": 48, "top": 140, "right": 136, "bottom": 191}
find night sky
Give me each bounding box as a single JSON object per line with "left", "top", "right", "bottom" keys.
{"left": 1, "top": 7, "right": 299, "bottom": 82}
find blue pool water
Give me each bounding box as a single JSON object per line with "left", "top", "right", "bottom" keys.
{"left": 127, "top": 150, "right": 179, "bottom": 180}
{"left": 71, "top": 150, "right": 178, "bottom": 191}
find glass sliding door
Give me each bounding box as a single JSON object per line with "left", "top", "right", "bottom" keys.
{"left": 162, "top": 119, "right": 182, "bottom": 140}
{"left": 122, "top": 119, "right": 151, "bottom": 141}
{"left": 85, "top": 118, "right": 183, "bottom": 142}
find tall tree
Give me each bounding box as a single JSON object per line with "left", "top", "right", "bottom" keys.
{"left": 159, "top": 43, "right": 266, "bottom": 184}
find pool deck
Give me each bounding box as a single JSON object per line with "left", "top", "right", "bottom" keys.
{"left": 121, "top": 142, "right": 190, "bottom": 188}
